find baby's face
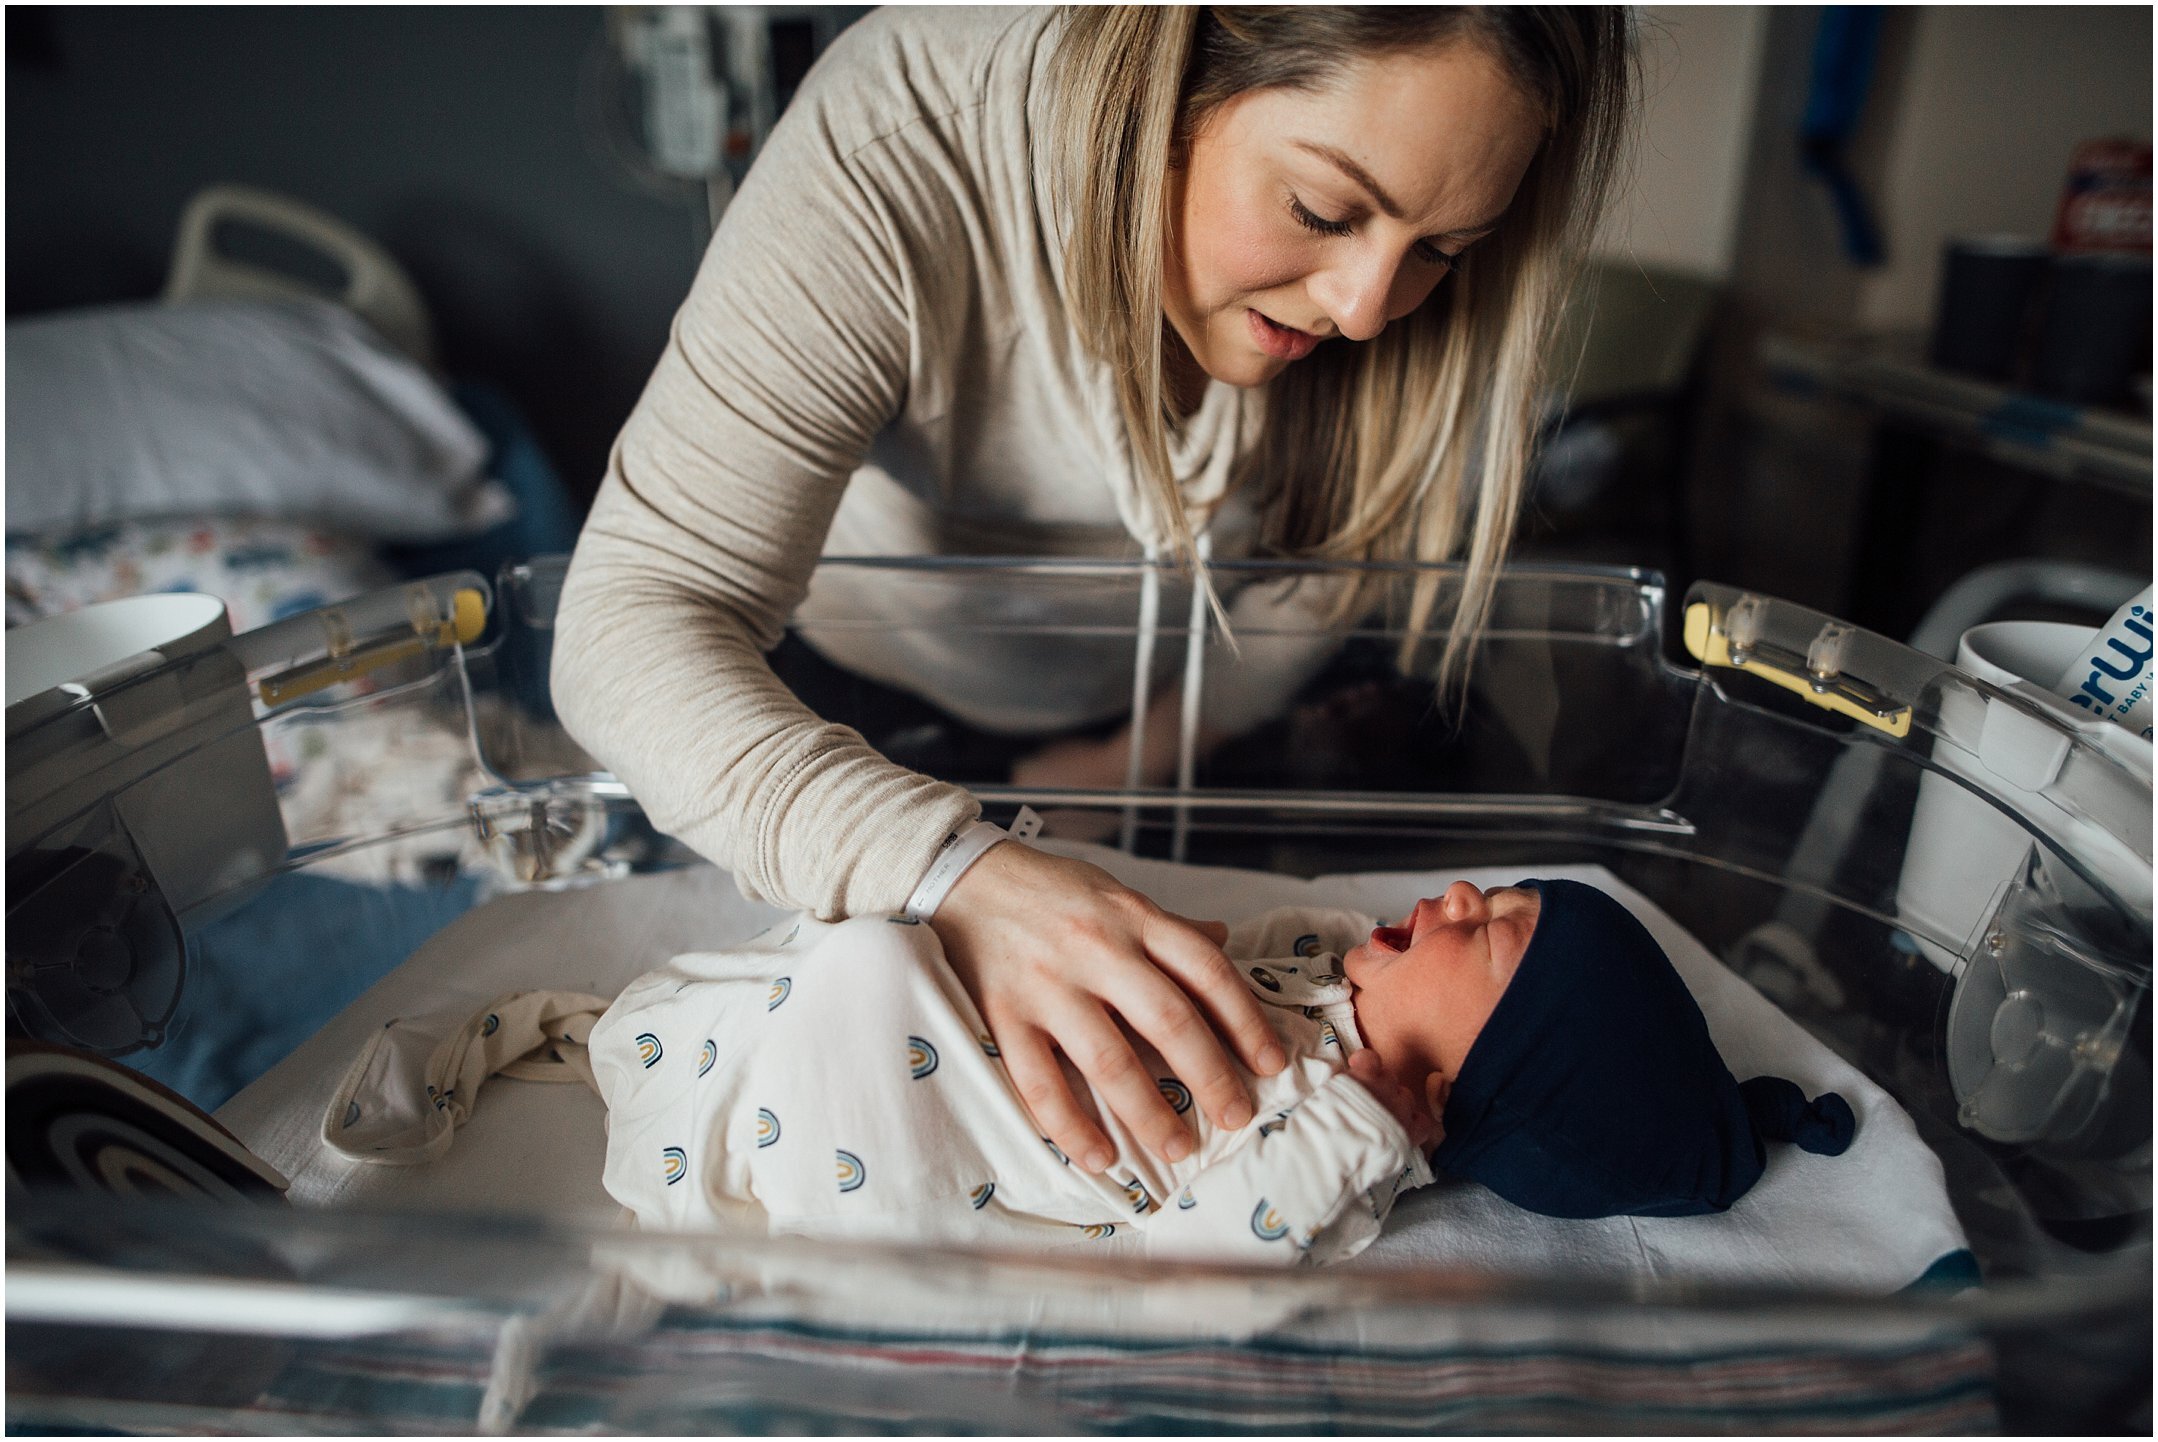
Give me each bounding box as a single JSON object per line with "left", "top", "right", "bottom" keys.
{"left": 1343, "top": 881, "right": 1542, "bottom": 1081}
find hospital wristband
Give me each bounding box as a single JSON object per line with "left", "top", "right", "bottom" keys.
{"left": 904, "top": 806, "right": 1042, "bottom": 921}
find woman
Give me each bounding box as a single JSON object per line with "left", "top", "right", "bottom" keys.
{"left": 554, "top": 7, "right": 1633, "bottom": 1181}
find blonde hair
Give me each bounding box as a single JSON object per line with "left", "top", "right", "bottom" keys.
{"left": 1051, "top": 7, "right": 1636, "bottom": 686}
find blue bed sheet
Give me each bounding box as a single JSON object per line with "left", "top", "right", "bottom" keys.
{"left": 381, "top": 378, "right": 584, "bottom": 586}
{"left": 129, "top": 872, "right": 485, "bottom": 1113}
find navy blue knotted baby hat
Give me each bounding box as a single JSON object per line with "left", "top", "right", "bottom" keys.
{"left": 1429, "top": 879, "right": 1856, "bottom": 1219}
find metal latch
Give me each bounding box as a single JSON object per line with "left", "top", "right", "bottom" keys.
{"left": 256, "top": 587, "right": 487, "bottom": 708}
{"left": 468, "top": 792, "right": 609, "bottom": 885}
{"left": 1684, "top": 596, "right": 1912, "bottom": 738}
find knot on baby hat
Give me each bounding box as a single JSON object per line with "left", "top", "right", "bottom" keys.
{"left": 1430, "top": 879, "right": 1856, "bottom": 1220}
{"left": 1738, "top": 1074, "right": 1857, "bottom": 1154}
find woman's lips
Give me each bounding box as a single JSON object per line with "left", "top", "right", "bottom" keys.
{"left": 1247, "top": 308, "right": 1321, "bottom": 361}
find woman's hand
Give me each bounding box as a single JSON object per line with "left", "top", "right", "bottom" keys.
{"left": 1345, "top": 1049, "right": 1446, "bottom": 1152}
{"left": 931, "top": 840, "right": 1286, "bottom": 1171}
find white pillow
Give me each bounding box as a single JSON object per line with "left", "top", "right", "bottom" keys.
{"left": 5, "top": 298, "right": 510, "bottom": 542}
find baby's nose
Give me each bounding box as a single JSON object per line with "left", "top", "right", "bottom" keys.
{"left": 1440, "top": 880, "right": 1485, "bottom": 919}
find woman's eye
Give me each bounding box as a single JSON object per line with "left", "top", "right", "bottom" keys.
{"left": 1291, "top": 194, "right": 1461, "bottom": 269}
{"left": 1288, "top": 196, "right": 1353, "bottom": 238}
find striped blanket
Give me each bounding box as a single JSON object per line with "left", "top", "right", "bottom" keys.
{"left": 206, "top": 1309, "right": 1997, "bottom": 1435}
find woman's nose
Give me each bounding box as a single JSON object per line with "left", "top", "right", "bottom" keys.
{"left": 1307, "top": 248, "right": 1438, "bottom": 343}
{"left": 1307, "top": 258, "right": 1393, "bottom": 342}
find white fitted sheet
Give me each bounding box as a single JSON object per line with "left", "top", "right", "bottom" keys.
{"left": 219, "top": 843, "right": 1968, "bottom": 1293}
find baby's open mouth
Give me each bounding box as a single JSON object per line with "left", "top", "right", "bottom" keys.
{"left": 1369, "top": 923, "right": 1413, "bottom": 954}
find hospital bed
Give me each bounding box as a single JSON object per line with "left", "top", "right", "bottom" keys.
{"left": 5, "top": 188, "right": 585, "bottom": 1108}
{"left": 6, "top": 186, "right": 583, "bottom": 636}
{"left": 6, "top": 546, "right": 2149, "bottom": 1433}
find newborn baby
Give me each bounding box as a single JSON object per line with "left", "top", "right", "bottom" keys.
{"left": 588, "top": 879, "right": 1852, "bottom": 1265}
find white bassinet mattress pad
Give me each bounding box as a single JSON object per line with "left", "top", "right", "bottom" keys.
{"left": 219, "top": 843, "right": 1969, "bottom": 1298}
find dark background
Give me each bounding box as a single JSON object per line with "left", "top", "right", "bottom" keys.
{"left": 8, "top": 5, "right": 713, "bottom": 498}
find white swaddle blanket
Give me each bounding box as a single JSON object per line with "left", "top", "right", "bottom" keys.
{"left": 225, "top": 845, "right": 1969, "bottom": 1299}
{"left": 1090, "top": 849, "right": 1970, "bottom": 1290}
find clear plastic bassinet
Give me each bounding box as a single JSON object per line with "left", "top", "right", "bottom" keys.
{"left": 6, "top": 557, "right": 2149, "bottom": 1434}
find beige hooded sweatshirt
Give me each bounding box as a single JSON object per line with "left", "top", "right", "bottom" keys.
{"left": 552, "top": 7, "right": 1327, "bottom": 920}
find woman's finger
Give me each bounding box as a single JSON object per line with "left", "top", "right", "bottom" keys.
{"left": 1040, "top": 992, "right": 1195, "bottom": 1167}
{"left": 930, "top": 844, "right": 1274, "bottom": 1161}
{"left": 1163, "top": 910, "right": 1230, "bottom": 946}
{"left": 1424, "top": 1071, "right": 1451, "bottom": 1144}
{"left": 1143, "top": 910, "right": 1286, "bottom": 1076}
{"left": 1106, "top": 932, "right": 1268, "bottom": 1136}
{"left": 996, "top": 1023, "right": 1112, "bottom": 1173}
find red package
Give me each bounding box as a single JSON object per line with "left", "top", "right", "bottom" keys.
{"left": 2051, "top": 137, "right": 2152, "bottom": 254}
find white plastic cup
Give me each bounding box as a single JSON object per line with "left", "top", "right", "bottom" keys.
{"left": 5, "top": 592, "right": 231, "bottom": 712}
{"left": 1908, "top": 620, "right": 2155, "bottom": 1143}
{"left": 1897, "top": 620, "right": 2153, "bottom": 977}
